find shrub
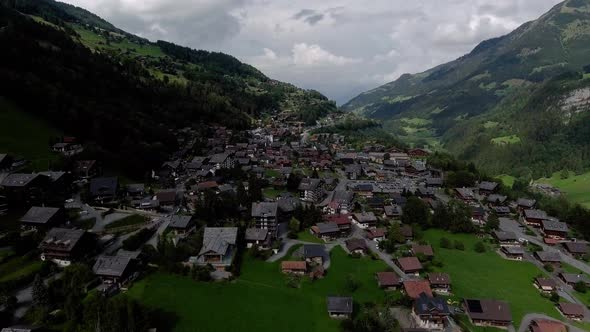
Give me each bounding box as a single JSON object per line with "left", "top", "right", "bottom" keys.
{"left": 550, "top": 292, "right": 560, "bottom": 303}
{"left": 454, "top": 240, "right": 465, "bottom": 251}
{"left": 440, "top": 237, "right": 451, "bottom": 249}
{"left": 574, "top": 281, "right": 587, "bottom": 293}
{"left": 544, "top": 264, "right": 554, "bottom": 272}
{"left": 474, "top": 242, "right": 486, "bottom": 253}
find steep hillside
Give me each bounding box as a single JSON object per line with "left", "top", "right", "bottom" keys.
{"left": 342, "top": 0, "right": 590, "bottom": 155}
{"left": 0, "top": 0, "right": 335, "bottom": 175}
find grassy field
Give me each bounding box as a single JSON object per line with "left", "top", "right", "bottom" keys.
{"left": 104, "top": 214, "right": 147, "bottom": 230}
{"left": 72, "top": 25, "right": 164, "bottom": 58}
{"left": 561, "top": 263, "right": 590, "bottom": 306}
{"left": 491, "top": 135, "right": 521, "bottom": 145}
{"left": 537, "top": 171, "right": 590, "bottom": 208}
{"left": 496, "top": 174, "right": 515, "bottom": 188}
{"left": 262, "top": 187, "right": 284, "bottom": 199}
{"left": 129, "top": 246, "right": 389, "bottom": 332}
{"left": 422, "top": 229, "right": 561, "bottom": 328}
{"left": 0, "top": 256, "right": 42, "bottom": 283}
{"left": 296, "top": 230, "right": 326, "bottom": 244}
{"left": 0, "top": 98, "right": 61, "bottom": 170}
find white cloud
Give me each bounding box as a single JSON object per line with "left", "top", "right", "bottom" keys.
{"left": 292, "top": 43, "right": 359, "bottom": 66}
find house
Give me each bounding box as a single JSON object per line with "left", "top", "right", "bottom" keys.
{"left": 396, "top": 257, "right": 423, "bottom": 275}
{"left": 327, "top": 190, "right": 354, "bottom": 214}
{"left": 281, "top": 261, "right": 306, "bottom": 275}
{"left": 493, "top": 206, "right": 511, "bottom": 216}
{"left": 557, "top": 302, "right": 585, "bottom": 320}
{"left": 400, "top": 224, "right": 413, "bottom": 241}
{"left": 156, "top": 190, "right": 177, "bottom": 208}
{"left": 366, "top": 228, "right": 386, "bottom": 242}
{"left": 20, "top": 206, "right": 63, "bottom": 229}
{"left": 74, "top": 160, "right": 99, "bottom": 179}
{"left": 384, "top": 205, "right": 403, "bottom": 219}
{"left": 523, "top": 209, "right": 548, "bottom": 227}
{"left": 375, "top": 272, "right": 401, "bottom": 290}
{"left": 311, "top": 222, "right": 340, "bottom": 241}
{"left": 534, "top": 278, "right": 558, "bottom": 293}
{"left": 251, "top": 202, "right": 279, "bottom": 238}
{"left": 517, "top": 198, "right": 537, "bottom": 211}
{"left": 93, "top": 254, "right": 137, "bottom": 287}
{"left": 1, "top": 173, "right": 51, "bottom": 207}
{"left": 125, "top": 184, "right": 145, "bottom": 199}
{"left": 208, "top": 152, "right": 234, "bottom": 169}
{"left": 345, "top": 238, "right": 368, "bottom": 255}
{"left": 528, "top": 319, "right": 567, "bottom": 332}
{"left": 403, "top": 280, "right": 433, "bottom": 299}
{"left": 52, "top": 142, "right": 83, "bottom": 156}
{"left": 428, "top": 273, "right": 451, "bottom": 293}
{"left": 325, "top": 214, "right": 352, "bottom": 234}
{"left": 501, "top": 246, "right": 524, "bottom": 260}
{"left": 411, "top": 244, "right": 434, "bottom": 258}
{"left": 563, "top": 242, "right": 588, "bottom": 257}
{"left": 245, "top": 228, "right": 271, "bottom": 249}
{"left": 487, "top": 194, "right": 507, "bottom": 206}
{"left": 352, "top": 183, "right": 374, "bottom": 197}
{"left": 90, "top": 177, "right": 118, "bottom": 202}
{"left": 559, "top": 273, "right": 590, "bottom": 287}
{"left": 168, "top": 215, "right": 195, "bottom": 236}
{"left": 464, "top": 299, "right": 512, "bottom": 328}
{"left": 196, "top": 227, "right": 238, "bottom": 271}
{"left": 406, "top": 160, "right": 427, "bottom": 175}
{"left": 1, "top": 326, "right": 42, "bottom": 332}
{"left": 352, "top": 212, "right": 377, "bottom": 229}
{"left": 471, "top": 206, "right": 486, "bottom": 224}
{"left": 413, "top": 292, "right": 450, "bottom": 330}
{"left": 493, "top": 231, "right": 519, "bottom": 246}
{"left": 478, "top": 181, "right": 498, "bottom": 195}
{"left": 408, "top": 148, "right": 430, "bottom": 157}
{"left": 541, "top": 219, "right": 569, "bottom": 240}
{"left": 326, "top": 296, "right": 353, "bottom": 319}
{"left": 344, "top": 164, "right": 362, "bottom": 180}
{"left": 39, "top": 228, "right": 95, "bottom": 267}
{"left": 298, "top": 178, "right": 324, "bottom": 203}
{"left": 302, "top": 244, "right": 327, "bottom": 265}
{"left": 534, "top": 251, "right": 561, "bottom": 266}
{"left": 454, "top": 188, "right": 475, "bottom": 202}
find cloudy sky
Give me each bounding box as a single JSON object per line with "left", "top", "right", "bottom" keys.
{"left": 62, "top": 0, "right": 561, "bottom": 104}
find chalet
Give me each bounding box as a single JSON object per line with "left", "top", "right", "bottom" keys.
{"left": 160, "top": 160, "right": 182, "bottom": 178}
{"left": 528, "top": 319, "right": 567, "bottom": 332}
{"left": 1, "top": 173, "right": 51, "bottom": 207}
{"left": 406, "top": 160, "right": 427, "bottom": 175}
{"left": 125, "top": 184, "right": 145, "bottom": 199}
{"left": 208, "top": 152, "right": 234, "bottom": 169}
{"left": 345, "top": 238, "right": 368, "bottom": 255}
{"left": 376, "top": 272, "right": 401, "bottom": 290}
{"left": 367, "top": 196, "right": 385, "bottom": 210}
{"left": 52, "top": 142, "right": 83, "bottom": 156}
{"left": 311, "top": 222, "right": 340, "bottom": 241}
{"left": 403, "top": 280, "right": 433, "bottom": 299}
{"left": 517, "top": 198, "right": 537, "bottom": 211}
{"left": 408, "top": 148, "right": 430, "bottom": 157}
{"left": 245, "top": 228, "right": 271, "bottom": 249}
{"left": 93, "top": 254, "right": 137, "bottom": 288}
{"left": 563, "top": 242, "right": 588, "bottom": 257}
{"left": 351, "top": 183, "right": 374, "bottom": 197}
{"left": 366, "top": 228, "right": 386, "bottom": 242}
{"left": 352, "top": 212, "right": 377, "bottom": 229}
{"left": 493, "top": 231, "right": 519, "bottom": 246}
{"left": 426, "top": 177, "right": 443, "bottom": 187}
{"left": 20, "top": 206, "right": 63, "bottom": 229}
{"left": 411, "top": 244, "right": 434, "bottom": 258}
{"left": 39, "top": 228, "right": 95, "bottom": 267}
{"left": 396, "top": 257, "right": 423, "bottom": 275}
{"left": 534, "top": 251, "right": 561, "bottom": 266}
{"left": 523, "top": 209, "right": 547, "bottom": 227}
{"left": 557, "top": 302, "right": 584, "bottom": 320}
{"left": 464, "top": 299, "right": 512, "bottom": 328}
{"left": 302, "top": 244, "right": 328, "bottom": 265}
{"left": 74, "top": 160, "right": 99, "bottom": 179}
{"left": 344, "top": 164, "right": 362, "bottom": 180}
{"left": 325, "top": 214, "right": 352, "bottom": 234}
{"left": 413, "top": 292, "right": 450, "bottom": 330}
{"left": 298, "top": 178, "right": 324, "bottom": 203}
{"left": 168, "top": 215, "right": 195, "bottom": 236}
{"left": 252, "top": 202, "right": 279, "bottom": 238}
{"left": 90, "top": 177, "right": 118, "bottom": 202}
{"left": 327, "top": 190, "right": 354, "bottom": 214}
{"left": 492, "top": 206, "right": 511, "bottom": 216}
{"left": 471, "top": 206, "right": 486, "bottom": 224}
{"left": 133, "top": 197, "right": 159, "bottom": 211}
{"left": 326, "top": 296, "right": 353, "bottom": 319}
{"left": 487, "top": 194, "right": 507, "bottom": 206}
{"left": 454, "top": 188, "right": 475, "bottom": 202}
{"left": 384, "top": 205, "right": 403, "bottom": 219}
{"left": 196, "top": 227, "right": 238, "bottom": 271}
{"left": 559, "top": 273, "right": 590, "bottom": 287}
{"left": 501, "top": 246, "right": 524, "bottom": 260}
{"left": 534, "top": 278, "right": 558, "bottom": 293}
{"left": 281, "top": 261, "right": 306, "bottom": 275}
{"left": 478, "top": 181, "right": 498, "bottom": 195}
{"left": 156, "top": 190, "right": 177, "bottom": 208}
{"left": 541, "top": 219, "right": 569, "bottom": 240}
{"left": 428, "top": 273, "right": 451, "bottom": 293}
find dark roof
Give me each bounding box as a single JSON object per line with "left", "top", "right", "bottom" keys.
{"left": 40, "top": 228, "right": 86, "bottom": 252}
{"left": 169, "top": 215, "right": 193, "bottom": 229}
{"left": 558, "top": 302, "right": 584, "bottom": 316}
{"left": 502, "top": 246, "right": 525, "bottom": 255}
{"left": 493, "top": 231, "right": 518, "bottom": 242}
{"left": 524, "top": 209, "right": 548, "bottom": 220}
{"left": 345, "top": 238, "right": 367, "bottom": 252}
{"left": 376, "top": 272, "right": 400, "bottom": 287}
{"left": 563, "top": 242, "right": 588, "bottom": 254}
{"left": 93, "top": 255, "right": 133, "bottom": 277}
{"left": 1, "top": 173, "right": 40, "bottom": 187}
{"left": 126, "top": 183, "right": 145, "bottom": 193}
{"left": 517, "top": 198, "right": 536, "bottom": 208}
{"left": 487, "top": 194, "right": 507, "bottom": 204}
{"left": 315, "top": 222, "right": 340, "bottom": 234}
{"left": 535, "top": 251, "right": 561, "bottom": 262}
{"left": 559, "top": 273, "right": 590, "bottom": 285}
{"left": 479, "top": 181, "right": 498, "bottom": 191}
{"left": 90, "top": 177, "right": 118, "bottom": 196}
{"left": 251, "top": 202, "right": 278, "bottom": 218}
{"left": 414, "top": 292, "right": 450, "bottom": 315}
{"left": 199, "top": 227, "right": 238, "bottom": 256}
{"left": 455, "top": 187, "right": 475, "bottom": 199}
{"left": 400, "top": 224, "right": 413, "bottom": 238}
{"left": 353, "top": 212, "right": 377, "bottom": 223}
{"left": 332, "top": 190, "right": 354, "bottom": 204}
{"left": 428, "top": 272, "right": 451, "bottom": 285}
{"left": 156, "top": 190, "right": 176, "bottom": 203}
{"left": 397, "top": 257, "right": 422, "bottom": 272}
{"left": 20, "top": 207, "right": 60, "bottom": 225}
{"left": 384, "top": 205, "right": 403, "bottom": 216}
{"left": 535, "top": 278, "right": 557, "bottom": 289}
{"left": 245, "top": 228, "right": 269, "bottom": 241}
{"left": 464, "top": 299, "right": 512, "bottom": 323}
{"left": 298, "top": 178, "right": 322, "bottom": 191}
{"left": 327, "top": 296, "right": 353, "bottom": 314}
{"left": 303, "top": 244, "right": 327, "bottom": 259}
{"left": 412, "top": 244, "right": 434, "bottom": 256}
{"left": 541, "top": 219, "right": 569, "bottom": 233}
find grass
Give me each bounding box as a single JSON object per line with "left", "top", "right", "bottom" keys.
{"left": 72, "top": 25, "right": 164, "bottom": 58}
{"left": 296, "top": 230, "right": 326, "bottom": 244}
{"left": 422, "top": 229, "right": 562, "bottom": 328}
{"left": 0, "top": 256, "right": 42, "bottom": 283}
{"left": 496, "top": 174, "right": 516, "bottom": 188}
{"left": 491, "top": 135, "right": 521, "bottom": 145}
{"left": 129, "top": 246, "right": 389, "bottom": 332}
{"left": 0, "top": 97, "right": 61, "bottom": 170}
{"left": 263, "top": 187, "right": 284, "bottom": 199}
{"left": 264, "top": 169, "right": 280, "bottom": 178}
{"left": 536, "top": 170, "right": 590, "bottom": 208}
{"left": 104, "top": 214, "right": 147, "bottom": 230}
{"left": 560, "top": 263, "right": 590, "bottom": 306}
{"left": 483, "top": 121, "right": 499, "bottom": 129}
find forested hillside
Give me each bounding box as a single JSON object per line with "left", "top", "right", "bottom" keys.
{"left": 0, "top": 0, "right": 336, "bottom": 175}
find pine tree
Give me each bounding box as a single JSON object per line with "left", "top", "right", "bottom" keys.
{"left": 32, "top": 274, "right": 49, "bottom": 308}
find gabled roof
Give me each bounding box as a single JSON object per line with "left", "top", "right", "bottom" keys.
{"left": 414, "top": 292, "right": 450, "bottom": 315}
{"left": 1, "top": 173, "right": 40, "bottom": 187}
{"left": 412, "top": 244, "right": 434, "bottom": 256}
{"left": 345, "top": 238, "right": 367, "bottom": 252}
{"left": 535, "top": 277, "right": 557, "bottom": 289}
{"left": 251, "top": 202, "right": 278, "bottom": 218}
{"left": 541, "top": 219, "right": 569, "bottom": 233}
{"left": 535, "top": 251, "right": 561, "bottom": 262}
{"left": 455, "top": 187, "right": 475, "bottom": 199}
{"left": 303, "top": 244, "right": 327, "bottom": 259}
{"left": 281, "top": 261, "right": 306, "bottom": 270}
{"left": 487, "top": 194, "right": 507, "bottom": 204}
{"left": 493, "top": 231, "right": 518, "bottom": 242}
{"left": 314, "top": 222, "right": 340, "bottom": 234}
{"left": 332, "top": 190, "right": 353, "bottom": 204}
{"left": 376, "top": 272, "right": 400, "bottom": 287}
{"left": 397, "top": 257, "right": 423, "bottom": 272}
{"left": 298, "top": 178, "right": 322, "bottom": 191}
{"left": 464, "top": 299, "right": 511, "bottom": 323}
{"left": 327, "top": 296, "right": 353, "bottom": 314}
{"left": 524, "top": 209, "right": 548, "bottom": 220}
{"left": 353, "top": 212, "right": 377, "bottom": 223}
{"left": 93, "top": 255, "right": 133, "bottom": 277}
{"left": 558, "top": 302, "right": 584, "bottom": 316}
{"left": 20, "top": 207, "right": 60, "bottom": 225}
{"left": 198, "top": 227, "right": 238, "bottom": 256}
{"left": 559, "top": 273, "right": 590, "bottom": 285}
{"left": 563, "top": 242, "right": 588, "bottom": 254}
{"left": 428, "top": 272, "right": 451, "bottom": 285}
{"left": 90, "top": 177, "right": 118, "bottom": 196}
{"left": 169, "top": 215, "right": 193, "bottom": 229}
{"left": 245, "top": 228, "right": 269, "bottom": 241}
{"left": 403, "top": 280, "right": 432, "bottom": 298}
{"left": 40, "top": 228, "right": 86, "bottom": 252}
{"left": 517, "top": 198, "right": 536, "bottom": 208}
{"left": 530, "top": 319, "right": 567, "bottom": 332}
{"left": 479, "top": 181, "right": 498, "bottom": 191}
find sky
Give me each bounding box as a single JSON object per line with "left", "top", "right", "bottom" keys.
{"left": 62, "top": 0, "right": 562, "bottom": 104}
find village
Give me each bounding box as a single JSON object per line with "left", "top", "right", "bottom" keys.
{"left": 0, "top": 112, "right": 589, "bottom": 332}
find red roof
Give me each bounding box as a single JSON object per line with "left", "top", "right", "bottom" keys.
{"left": 558, "top": 302, "right": 585, "bottom": 316}
{"left": 366, "top": 228, "right": 386, "bottom": 239}
{"left": 530, "top": 319, "right": 567, "bottom": 332}
{"left": 544, "top": 237, "right": 560, "bottom": 245}
{"left": 197, "top": 181, "right": 219, "bottom": 190}
{"left": 281, "top": 261, "right": 306, "bottom": 271}
{"left": 376, "top": 272, "right": 400, "bottom": 287}
{"left": 396, "top": 256, "right": 423, "bottom": 272}
{"left": 412, "top": 244, "right": 434, "bottom": 256}
{"left": 403, "top": 280, "right": 433, "bottom": 299}
{"left": 326, "top": 214, "right": 351, "bottom": 225}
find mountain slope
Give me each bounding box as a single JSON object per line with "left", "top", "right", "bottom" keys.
{"left": 0, "top": 0, "right": 335, "bottom": 175}
{"left": 342, "top": 0, "right": 590, "bottom": 176}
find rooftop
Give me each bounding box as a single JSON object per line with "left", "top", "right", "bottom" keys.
{"left": 93, "top": 254, "right": 133, "bottom": 277}
{"left": 464, "top": 299, "right": 512, "bottom": 323}
{"left": 326, "top": 296, "right": 353, "bottom": 314}
{"left": 199, "top": 227, "right": 238, "bottom": 256}
{"left": 20, "top": 206, "right": 60, "bottom": 225}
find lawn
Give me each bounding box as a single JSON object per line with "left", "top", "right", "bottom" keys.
{"left": 0, "top": 256, "right": 42, "bottom": 283}
{"left": 561, "top": 263, "right": 590, "bottom": 306}
{"left": 537, "top": 171, "right": 590, "bottom": 208}
{"left": 296, "top": 230, "right": 326, "bottom": 244}
{"left": 422, "top": 229, "right": 562, "bottom": 328}
{"left": 262, "top": 187, "right": 284, "bottom": 199}
{"left": 0, "top": 98, "right": 61, "bottom": 170}
{"left": 128, "top": 246, "right": 389, "bottom": 332}
{"left": 104, "top": 214, "right": 147, "bottom": 230}
{"left": 496, "top": 174, "right": 515, "bottom": 188}
{"left": 491, "top": 135, "right": 521, "bottom": 145}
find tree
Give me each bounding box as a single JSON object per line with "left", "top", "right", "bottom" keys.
{"left": 544, "top": 264, "right": 554, "bottom": 272}
{"left": 474, "top": 242, "right": 486, "bottom": 253}
{"left": 32, "top": 274, "right": 49, "bottom": 308}
{"left": 485, "top": 214, "right": 500, "bottom": 232}
{"left": 440, "top": 237, "right": 451, "bottom": 249}
{"left": 574, "top": 281, "right": 587, "bottom": 293}
{"left": 388, "top": 223, "right": 405, "bottom": 244}
{"left": 401, "top": 196, "right": 430, "bottom": 228}
{"left": 289, "top": 217, "right": 301, "bottom": 235}
{"left": 247, "top": 174, "right": 263, "bottom": 203}
{"left": 447, "top": 200, "right": 476, "bottom": 233}
{"left": 550, "top": 292, "right": 560, "bottom": 303}
{"left": 432, "top": 204, "right": 451, "bottom": 230}
{"left": 454, "top": 240, "right": 465, "bottom": 251}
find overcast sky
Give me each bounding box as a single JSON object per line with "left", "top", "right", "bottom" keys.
{"left": 62, "top": 0, "right": 561, "bottom": 104}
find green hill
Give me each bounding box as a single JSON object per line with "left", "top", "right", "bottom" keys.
{"left": 0, "top": 0, "right": 335, "bottom": 175}
{"left": 342, "top": 0, "right": 590, "bottom": 177}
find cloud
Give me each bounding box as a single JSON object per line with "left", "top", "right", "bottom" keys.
{"left": 62, "top": 0, "right": 562, "bottom": 104}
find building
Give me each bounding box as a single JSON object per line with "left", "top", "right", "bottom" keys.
{"left": 156, "top": 190, "right": 177, "bottom": 208}
{"left": 298, "top": 178, "right": 324, "bottom": 203}
{"left": 281, "top": 261, "right": 307, "bottom": 275}
{"left": 487, "top": 194, "right": 507, "bottom": 206}
{"left": 74, "top": 160, "right": 99, "bottom": 179}
{"left": 93, "top": 254, "right": 137, "bottom": 288}
{"left": 168, "top": 215, "right": 195, "bottom": 236}
{"left": 302, "top": 244, "right": 327, "bottom": 265}
{"left": 403, "top": 280, "right": 433, "bottom": 299}
{"left": 534, "top": 251, "right": 561, "bottom": 267}
{"left": 39, "top": 228, "right": 95, "bottom": 267}
{"left": 196, "top": 227, "right": 238, "bottom": 271}
{"left": 327, "top": 190, "right": 354, "bottom": 214}
{"left": 384, "top": 205, "right": 403, "bottom": 219}
{"left": 311, "top": 222, "right": 340, "bottom": 241}
{"left": 352, "top": 212, "right": 377, "bottom": 229}
{"left": 541, "top": 219, "right": 569, "bottom": 240}
{"left": 1, "top": 173, "right": 51, "bottom": 207}
{"left": 345, "top": 238, "right": 368, "bottom": 255}
{"left": 464, "top": 299, "right": 512, "bottom": 328}
{"left": 396, "top": 257, "right": 423, "bottom": 275}
{"left": 478, "top": 181, "right": 498, "bottom": 195}
{"left": 563, "top": 242, "right": 588, "bottom": 258}
{"left": 89, "top": 177, "right": 118, "bottom": 202}
{"left": 454, "top": 188, "right": 475, "bottom": 202}
{"left": 428, "top": 273, "right": 451, "bottom": 293}
{"left": 523, "top": 209, "right": 547, "bottom": 227}
{"left": 501, "top": 246, "right": 524, "bottom": 260}
{"left": 517, "top": 198, "right": 536, "bottom": 211}
{"left": 528, "top": 319, "right": 567, "bottom": 332}
{"left": 20, "top": 206, "right": 63, "bottom": 229}
{"left": 534, "top": 278, "right": 558, "bottom": 293}
{"left": 413, "top": 292, "right": 450, "bottom": 330}
{"left": 376, "top": 272, "right": 401, "bottom": 290}
{"left": 251, "top": 202, "right": 279, "bottom": 238}
{"left": 325, "top": 214, "right": 352, "bottom": 234}
{"left": 326, "top": 296, "right": 353, "bottom": 319}
{"left": 366, "top": 228, "right": 386, "bottom": 242}
{"left": 411, "top": 244, "right": 434, "bottom": 258}
{"left": 557, "top": 302, "right": 584, "bottom": 320}
{"left": 493, "top": 230, "right": 519, "bottom": 246}
{"left": 559, "top": 273, "right": 590, "bottom": 287}
{"left": 245, "top": 228, "right": 271, "bottom": 249}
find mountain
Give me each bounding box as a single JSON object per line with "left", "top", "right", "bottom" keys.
{"left": 0, "top": 0, "right": 335, "bottom": 175}
{"left": 342, "top": 0, "right": 590, "bottom": 177}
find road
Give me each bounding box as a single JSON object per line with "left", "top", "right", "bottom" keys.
{"left": 13, "top": 273, "right": 62, "bottom": 319}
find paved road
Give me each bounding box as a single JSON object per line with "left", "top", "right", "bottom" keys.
{"left": 146, "top": 216, "right": 171, "bottom": 248}
{"left": 13, "top": 273, "right": 62, "bottom": 319}
{"left": 518, "top": 313, "right": 587, "bottom": 332}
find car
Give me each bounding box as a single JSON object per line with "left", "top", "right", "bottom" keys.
{"left": 65, "top": 198, "right": 75, "bottom": 203}
{"left": 79, "top": 210, "right": 89, "bottom": 215}
{"left": 518, "top": 238, "right": 528, "bottom": 244}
